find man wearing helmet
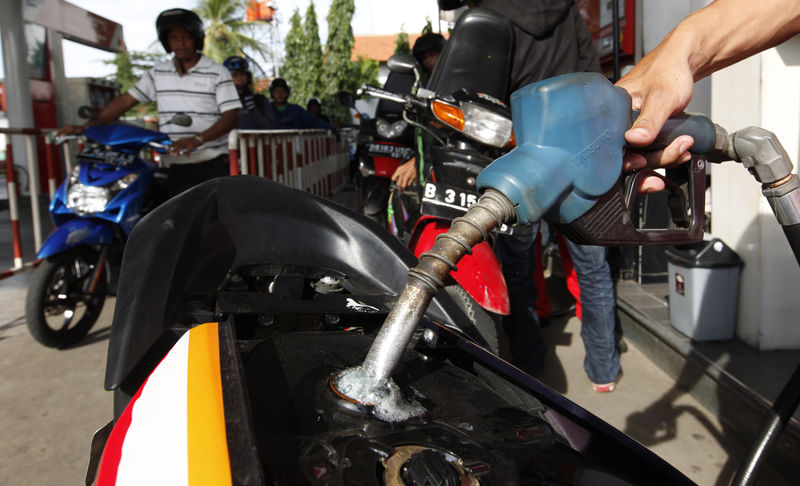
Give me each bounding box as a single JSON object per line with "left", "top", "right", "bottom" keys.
{"left": 224, "top": 55, "right": 276, "bottom": 130}
{"left": 60, "top": 8, "right": 241, "bottom": 200}
{"left": 268, "top": 78, "right": 333, "bottom": 130}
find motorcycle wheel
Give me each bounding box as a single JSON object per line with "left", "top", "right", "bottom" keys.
{"left": 444, "top": 284, "right": 499, "bottom": 355}
{"left": 25, "top": 248, "right": 107, "bottom": 348}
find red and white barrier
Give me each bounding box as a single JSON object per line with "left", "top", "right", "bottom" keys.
{"left": 227, "top": 129, "right": 350, "bottom": 197}
{"left": 0, "top": 127, "right": 58, "bottom": 278}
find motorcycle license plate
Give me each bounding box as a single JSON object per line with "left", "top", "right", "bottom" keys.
{"left": 422, "top": 182, "right": 512, "bottom": 234}
{"left": 367, "top": 143, "right": 413, "bottom": 161}
{"left": 78, "top": 147, "right": 137, "bottom": 166}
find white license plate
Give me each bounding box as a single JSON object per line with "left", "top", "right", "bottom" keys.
{"left": 422, "top": 182, "right": 512, "bottom": 233}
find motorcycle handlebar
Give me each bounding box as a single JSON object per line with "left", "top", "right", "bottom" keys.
{"left": 357, "top": 85, "right": 428, "bottom": 111}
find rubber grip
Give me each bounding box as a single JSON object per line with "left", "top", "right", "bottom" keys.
{"left": 632, "top": 112, "right": 717, "bottom": 154}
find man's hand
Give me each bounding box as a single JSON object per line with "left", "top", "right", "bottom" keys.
{"left": 169, "top": 136, "right": 205, "bottom": 157}
{"left": 614, "top": 33, "right": 698, "bottom": 193}
{"left": 391, "top": 158, "right": 417, "bottom": 191}
{"left": 56, "top": 124, "right": 87, "bottom": 137}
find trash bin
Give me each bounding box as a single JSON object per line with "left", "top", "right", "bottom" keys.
{"left": 665, "top": 238, "right": 743, "bottom": 341}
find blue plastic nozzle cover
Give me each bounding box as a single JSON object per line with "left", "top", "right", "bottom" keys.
{"left": 476, "top": 72, "right": 631, "bottom": 225}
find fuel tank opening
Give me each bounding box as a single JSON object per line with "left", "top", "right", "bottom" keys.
{"left": 330, "top": 366, "right": 426, "bottom": 422}
{"left": 383, "top": 445, "right": 479, "bottom": 486}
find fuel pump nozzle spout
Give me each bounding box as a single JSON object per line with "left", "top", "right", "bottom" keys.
{"left": 361, "top": 189, "right": 515, "bottom": 382}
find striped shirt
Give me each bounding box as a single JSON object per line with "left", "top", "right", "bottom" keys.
{"left": 129, "top": 55, "right": 242, "bottom": 166}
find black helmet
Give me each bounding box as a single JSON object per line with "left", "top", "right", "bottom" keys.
{"left": 269, "top": 78, "right": 291, "bottom": 96}
{"left": 412, "top": 33, "right": 446, "bottom": 67}
{"left": 223, "top": 56, "right": 250, "bottom": 73}
{"left": 156, "top": 8, "right": 205, "bottom": 53}
{"left": 437, "top": 0, "right": 467, "bottom": 10}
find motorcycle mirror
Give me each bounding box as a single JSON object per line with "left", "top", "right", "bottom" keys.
{"left": 387, "top": 55, "right": 416, "bottom": 74}
{"left": 77, "top": 105, "right": 95, "bottom": 120}
{"left": 337, "top": 91, "right": 357, "bottom": 108}
{"left": 168, "top": 113, "right": 193, "bottom": 127}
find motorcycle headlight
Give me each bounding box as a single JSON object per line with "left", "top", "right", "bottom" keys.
{"left": 66, "top": 184, "right": 110, "bottom": 214}
{"left": 113, "top": 173, "right": 139, "bottom": 192}
{"left": 461, "top": 102, "right": 513, "bottom": 148}
{"left": 376, "top": 118, "right": 408, "bottom": 139}
{"left": 432, "top": 100, "right": 513, "bottom": 148}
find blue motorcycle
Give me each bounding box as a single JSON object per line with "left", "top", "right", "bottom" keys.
{"left": 24, "top": 121, "right": 180, "bottom": 347}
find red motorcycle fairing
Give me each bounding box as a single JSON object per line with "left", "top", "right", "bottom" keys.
{"left": 410, "top": 217, "right": 510, "bottom": 315}
{"left": 372, "top": 155, "right": 402, "bottom": 177}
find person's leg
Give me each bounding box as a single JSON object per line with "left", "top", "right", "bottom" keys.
{"left": 564, "top": 239, "right": 620, "bottom": 386}
{"left": 497, "top": 223, "right": 546, "bottom": 376}
{"left": 166, "top": 155, "right": 229, "bottom": 199}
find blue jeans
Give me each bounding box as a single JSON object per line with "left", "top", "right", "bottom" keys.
{"left": 563, "top": 239, "right": 621, "bottom": 384}
{"left": 497, "top": 223, "right": 547, "bottom": 377}
{"left": 498, "top": 225, "right": 620, "bottom": 384}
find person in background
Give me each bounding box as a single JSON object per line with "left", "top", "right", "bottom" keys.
{"left": 306, "top": 98, "right": 332, "bottom": 124}
{"left": 412, "top": 32, "right": 447, "bottom": 79}
{"left": 438, "top": 0, "right": 622, "bottom": 392}
{"left": 390, "top": 32, "right": 447, "bottom": 191}
{"left": 268, "top": 78, "right": 333, "bottom": 130}
{"left": 59, "top": 8, "right": 241, "bottom": 201}
{"left": 224, "top": 55, "right": 276, "bottom": 130}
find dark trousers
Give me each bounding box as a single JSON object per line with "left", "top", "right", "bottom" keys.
{"left": 166, "top": 154, "right": 230, "bottom": 199}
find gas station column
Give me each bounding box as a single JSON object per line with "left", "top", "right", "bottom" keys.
{"left": 1, "top": 0, "right": 36, "bottom": 159}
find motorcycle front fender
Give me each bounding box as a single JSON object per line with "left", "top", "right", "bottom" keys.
{"left": 410, "top": 218, "right": 510, "bottom": 315}
{"left": 37, "top": 219, "right": 114, "bottom": 259}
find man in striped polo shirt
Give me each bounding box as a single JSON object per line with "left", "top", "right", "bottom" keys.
{"left": 60, "top": 8, "right": 241, "bottom": 200}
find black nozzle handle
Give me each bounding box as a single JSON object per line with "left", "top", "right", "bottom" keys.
{"left": 632, "top": 111, "right": 717, "bottom": 154}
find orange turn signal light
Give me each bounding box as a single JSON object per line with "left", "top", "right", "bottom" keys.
{"left": 432, "top": 101, "right": 465, "bottom": 132}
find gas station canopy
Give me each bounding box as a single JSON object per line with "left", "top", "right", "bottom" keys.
{"left": 23, "top": 0, "right": 125, "bottom": 53}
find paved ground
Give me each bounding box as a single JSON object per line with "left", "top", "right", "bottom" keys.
{"left": 537, "top": 314, "right": 789, "bottom": 486}
{"left": 0, "top": 272, "right": 112, "bottom": 486}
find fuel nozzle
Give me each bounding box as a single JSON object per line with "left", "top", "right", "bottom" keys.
{"left": 476, "top": 72, "right": 631, "bottom": 225}
{"left": 332, "top": 189, "right": 515, "bottom": 408}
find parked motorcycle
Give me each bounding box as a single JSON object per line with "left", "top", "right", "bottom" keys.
{"left": 346, "top": 9, "right": 518, "bottom": 321}
{"left": 24, "top": 118, "right": 186, "bottom": 347}
{"left": 84, "top": 70, "right": 800, "bottom": 485}
{"left": 348, "top": 70, "right": 416, "bottom": 226}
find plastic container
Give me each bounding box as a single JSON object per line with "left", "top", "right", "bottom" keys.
{"left": 665, "top": 238, "right": 743, "bottom": 341}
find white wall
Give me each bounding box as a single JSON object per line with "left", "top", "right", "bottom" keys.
{"left": 640, "top": 0, "right": 800, "bottom": 349}
{"left": 710, "top": 40, "right": 800, "bottom": 350}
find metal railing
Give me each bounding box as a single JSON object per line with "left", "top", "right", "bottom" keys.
{"left": 227, "top": 129, "right": 350, "bottom": 197}
{"left": 0, "top": 127, "right": 62, "bottom": 278}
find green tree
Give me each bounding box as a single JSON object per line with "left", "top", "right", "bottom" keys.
{"left": 281, "top": 8, "right": 305, "bottom": 96}
{"left": 320, "top": 0, "right": 355, "bottom": 123}
{"left": 394, "top": 27, "right": 410, "bottom": 56}
{"left": 195, "top": 0, "right": 271, "bottom": 71}
{"left": 421, "top": 18, "right": 434, "bottom": 36}
{"left": 299, "top": 1, "right": 324, "bottom": 104}
{"left": 352, "top": 56, "right": 380, "bottom": 88}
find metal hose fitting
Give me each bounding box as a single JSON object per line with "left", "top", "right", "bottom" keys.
{"left": 360, "top": 189, "right": 515, "bottom": 383}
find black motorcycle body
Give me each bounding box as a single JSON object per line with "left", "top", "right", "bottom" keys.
{"left": 88, "top": 176, "right": 691, "bottom": 485}
{"left": 354, "top": 71, "right": 416, "bottom": 225}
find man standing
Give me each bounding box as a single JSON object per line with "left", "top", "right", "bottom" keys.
{"left": 440, "top": 0, "right": 622, "bottom": 392}
{"left": 224, "top": 55, "right": 276, "bottom": 130}
{"left": 61, "top": 8, "right": 241, "bottom": 200}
